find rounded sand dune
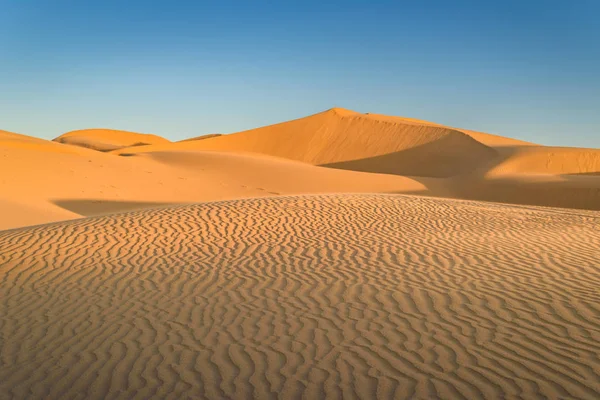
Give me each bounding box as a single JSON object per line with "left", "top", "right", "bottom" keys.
{"left": 1, "top": 194, "right": 598, "bottom": 399}
{"left": 116, "top": 108, "right": 498, "bottom": 177}
{"left": 0, "top": 132, "right": 438, "bottom": 230}
{"left": 54, "top": 128, "right": 170, "bottom": 152}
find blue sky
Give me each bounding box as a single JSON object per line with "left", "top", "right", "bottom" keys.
{"left": 1, "top": 0, "right": 598, "bottom": 147}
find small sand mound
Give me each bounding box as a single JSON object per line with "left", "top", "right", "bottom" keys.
{"left": 1, "top": 194, "right": 598, "bottom": 399}
{"left": 166, "top": 108, "right": 498, "bottom": 177}
{"left": 54, "top": 128, "right": 170, "bottom": 152}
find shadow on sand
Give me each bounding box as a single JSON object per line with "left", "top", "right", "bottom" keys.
{"left": 52, "top": 199, "right": 176, "bottom": 217}
{"left": 320, "top": 134, "right": 496, "bottom": 178}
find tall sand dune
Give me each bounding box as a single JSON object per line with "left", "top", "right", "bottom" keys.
{"left": 116, "top": 108, "right": 498, "bottom": 177}
{"left": 105, "top": 108, "right": 600, "bottom": 211}
{"left": 3, "top": 105, "right": 600, "bottom": 230}
{"left": 54, "top": 128, "right": 171, "bottom": 152}
{"left": 1, "top": 194, "right": 598, "bottom": 399}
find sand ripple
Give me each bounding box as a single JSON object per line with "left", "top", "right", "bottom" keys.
{"left": 1, "top": 194, "right": 599, "bottom": 399}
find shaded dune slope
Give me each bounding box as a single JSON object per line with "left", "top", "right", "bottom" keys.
{"left": 484, "top": 145, "right": 600, "bottom": 176}
{"left": 117, "top": 108, "right": 498, "bottom": 178}
{"left": 54, "top": 128, "right": 170, "bottom": 152}
{"left": 1, "top": 194, "right": 599, "bottom": 399}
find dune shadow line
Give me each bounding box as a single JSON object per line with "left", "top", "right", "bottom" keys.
{"left": 319, "top": 134, "right": 496, "bottom": 178}
{"left": 52, "top": 199, "right": 176, "bottom": 217}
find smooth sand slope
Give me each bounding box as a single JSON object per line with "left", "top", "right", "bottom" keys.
{"left": 1, "top": 129, "right": 439, "bottom": 230}
{"left": 110, "top": 108, "right": 600, "bottom": 210}
{"left": 116, "top": 108, "right": 498, "bottom": 178}
{"left": 3, "top": 106, "right": 600, "bottom": 230}
{"left": 54, "top": 128, "right": 171, "bottom": 152}
{"left": 1, "top": 194, "right": 599, "bottom": 399}
{"left": 455, "top": 144, "right": 600, "bottom": 210}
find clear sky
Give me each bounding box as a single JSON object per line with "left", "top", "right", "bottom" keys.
{"left": 1, "top": 0, "right": 598, "bottom": 147}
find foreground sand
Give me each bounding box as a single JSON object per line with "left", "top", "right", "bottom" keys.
{"left": 1, "top": 194, "right": 598, "bottom": 399}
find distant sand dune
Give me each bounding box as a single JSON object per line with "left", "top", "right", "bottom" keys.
{"left": 1, "top": 132, "right": 438, "bottom": 230}
{"left": 1, "top": 194, "right": 599, "bottom": 399}
{"left": 115, "top": 108, "right": 498, "bottom": 178}
{"left": 2, "top": 108, "right": 600, "bottom": 228}
{"left": 54, "top": 128, "right": 170, "bottom": 152}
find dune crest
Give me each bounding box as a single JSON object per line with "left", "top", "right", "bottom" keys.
{"left": 117, "top": 108, "right": 498, "bottom": 178}
{"left": 54, "top": 128, "right": 170, "bottom": 152}
{"left": 179, "top": 133, "right": 223, "bottom": 142}
{"left": 2, "top": 107, "right": 599, "bottom": 228}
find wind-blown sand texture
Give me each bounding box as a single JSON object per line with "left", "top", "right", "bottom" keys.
{"left": 1, "top": 194, "right": 599, "bottom": 399}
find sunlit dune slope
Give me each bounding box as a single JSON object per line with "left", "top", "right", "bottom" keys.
{"left": 360, "top": 114, "right": 534, "bottom": 148}
{"left": 3, "top": 106, "right": 599, "bottom": 228}
{"left": 1, "top": 194, "right": 598, "bottom": 399}
{"left": 0, "top": 131, "right": 439, "bottom": 230}
{"left": 53, "top": 128, "right": 170, "bottom": 152}
{"left": 2, "top": 129, "right": 87, "bottom": 153}
{"left": 115, "top": 108, "right": 498, "bottom": 177}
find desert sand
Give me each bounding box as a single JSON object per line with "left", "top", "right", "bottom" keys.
{"left": 1, "top": 110, "right": 600, "bottom": 399}
{"left": 54, "top": 128, "right": 171, "bottom": 152}
{"left": 0, "top": 127, "right": 439, "bottom": 231}
{"left": 1, "top": 194, "right": 599, "bottom": 399}
{"left": 112, "top": 108, "right": 600, "bottom": 210}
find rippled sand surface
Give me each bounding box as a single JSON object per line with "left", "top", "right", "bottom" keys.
{"left": 1, "top": 194, "right": 599, "bottom": 399}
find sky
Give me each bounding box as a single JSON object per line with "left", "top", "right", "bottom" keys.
{"left": 1, "top": 0, "right": 598, "bottom": 147}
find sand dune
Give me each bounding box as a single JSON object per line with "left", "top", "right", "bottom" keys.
{"left": 54, "top": 128, "right": 170, "bottom": 152}
{"left": 446, "top": 144, "right": 600, "bottom": 210}
{"left": 3, "top": 107, "right": 600, "bottom": 229}
{"left": 105, "top": 108, "right": 600, "bottom": 211}
{"left": 484, "top": 145, "right": 600, "bottom": 176}
{"left": 2, "top": 112, "right": 599, "bottom": 399}
{"left": 115, "top": 108, "right": 498, "bottom": 178}
{"left": 0, "top": 130, "right": 440, "bottom": 230}
{"left": 1, "top": 194, "right": 598, "bottom": 399}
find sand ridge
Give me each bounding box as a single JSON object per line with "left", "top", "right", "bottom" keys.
{"left": 0, "top": 194, "right": 598, "bottom": 399}
{"left": 2, "top": 108, "right": 600, "bottom": 230}
{"left": 114, "top": 108, "right": 499, "bottom": 178}
{"left": 1, "top": 129, "right": 441, "bottom": 230}
{"left": 54, "top": 128, "right": 171, "bottom": 152}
